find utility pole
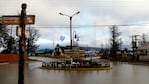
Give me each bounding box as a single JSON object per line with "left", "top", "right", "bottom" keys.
{"left": 70, "top": 16, "right": 72, "bottom": 49}
{"left": 18, "top": 3, "right": 26, "bottom": 84}
{"left": 131, "top": 35, "right": 139, "bottom": 61}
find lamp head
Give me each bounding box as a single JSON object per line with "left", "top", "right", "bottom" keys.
{"left": 76, "top": 11, "right": 80, "bottom": 15}
{"left": 59, "top": 13, "right": 63, "bottom": 15}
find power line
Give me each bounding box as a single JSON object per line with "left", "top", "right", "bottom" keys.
{"left": 6, "top": 22, "right": 149, "bottom": 28}
{"left": 32, "top": 23, "right": 149, "bottom": 28}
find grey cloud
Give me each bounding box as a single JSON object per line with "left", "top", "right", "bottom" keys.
{"left": 1, "top": 0, "right": 149, "bottom": 48}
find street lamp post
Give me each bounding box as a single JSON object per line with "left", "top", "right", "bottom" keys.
{"left": 59, "top": 11, "right": 80, "bottom": 49}
{"left": 73, "top": 31, "right": 80, "bottom": 59}
{"left": 73, "top": 31, "right": 79, "bottom": 46}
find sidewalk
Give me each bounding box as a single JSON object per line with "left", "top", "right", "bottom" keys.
{"left": 0, "top": 62, "right": 9, "bottom": 65}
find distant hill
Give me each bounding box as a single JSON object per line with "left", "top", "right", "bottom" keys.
{"left": 79, "top": 46, "right": 101, "bottom": 51}
{"left": 36, "top": 46, "right": 101, "bottom": 53}
{"left": 35, "top": 48, "right": 53, "bottom": 53}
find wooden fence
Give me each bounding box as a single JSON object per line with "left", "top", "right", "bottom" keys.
{"left": 0, "top": 54, "right": 28, "bottom": 62}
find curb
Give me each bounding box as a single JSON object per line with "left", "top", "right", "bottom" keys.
{"left": 0, "top": 62, "right": 9, "bottom": 65}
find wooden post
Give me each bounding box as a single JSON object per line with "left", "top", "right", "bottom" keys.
{"left": 18, "top": 3, "right": 26, "bottom": 84}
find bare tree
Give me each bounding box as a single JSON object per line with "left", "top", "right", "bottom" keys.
{"left": 140, "top": 33, "right": 147, "bottom": 46}
{"left": 27, "top": 28, "right": 40, "bottom": 55}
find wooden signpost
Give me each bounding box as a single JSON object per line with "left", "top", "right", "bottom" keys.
{"left": 1, "top": 3, "right": 35, "bottom": 84}
{"left": 2, "top": 15, "right": 35, "bottom": 25}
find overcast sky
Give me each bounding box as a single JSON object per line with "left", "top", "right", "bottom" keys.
{"left": 1, "top": 0, "right": 149, "bottom": 49}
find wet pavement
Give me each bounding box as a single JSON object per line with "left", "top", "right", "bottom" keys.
{"left": 0, "top": 57, "right": 149, "bottom": 84}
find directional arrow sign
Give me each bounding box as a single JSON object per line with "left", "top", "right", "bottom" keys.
{"left": 2, "top": 15, "right": 35, "bottom": 25}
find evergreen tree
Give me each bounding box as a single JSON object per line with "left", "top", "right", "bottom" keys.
{"left": 109, "top": 25, "right": 122, "bottom": 58}
{"left": 0, "top": 24, "right": 9, "bottom": 51}
{"left": 0, "top": 24, "right": 16, "bottom": 53}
